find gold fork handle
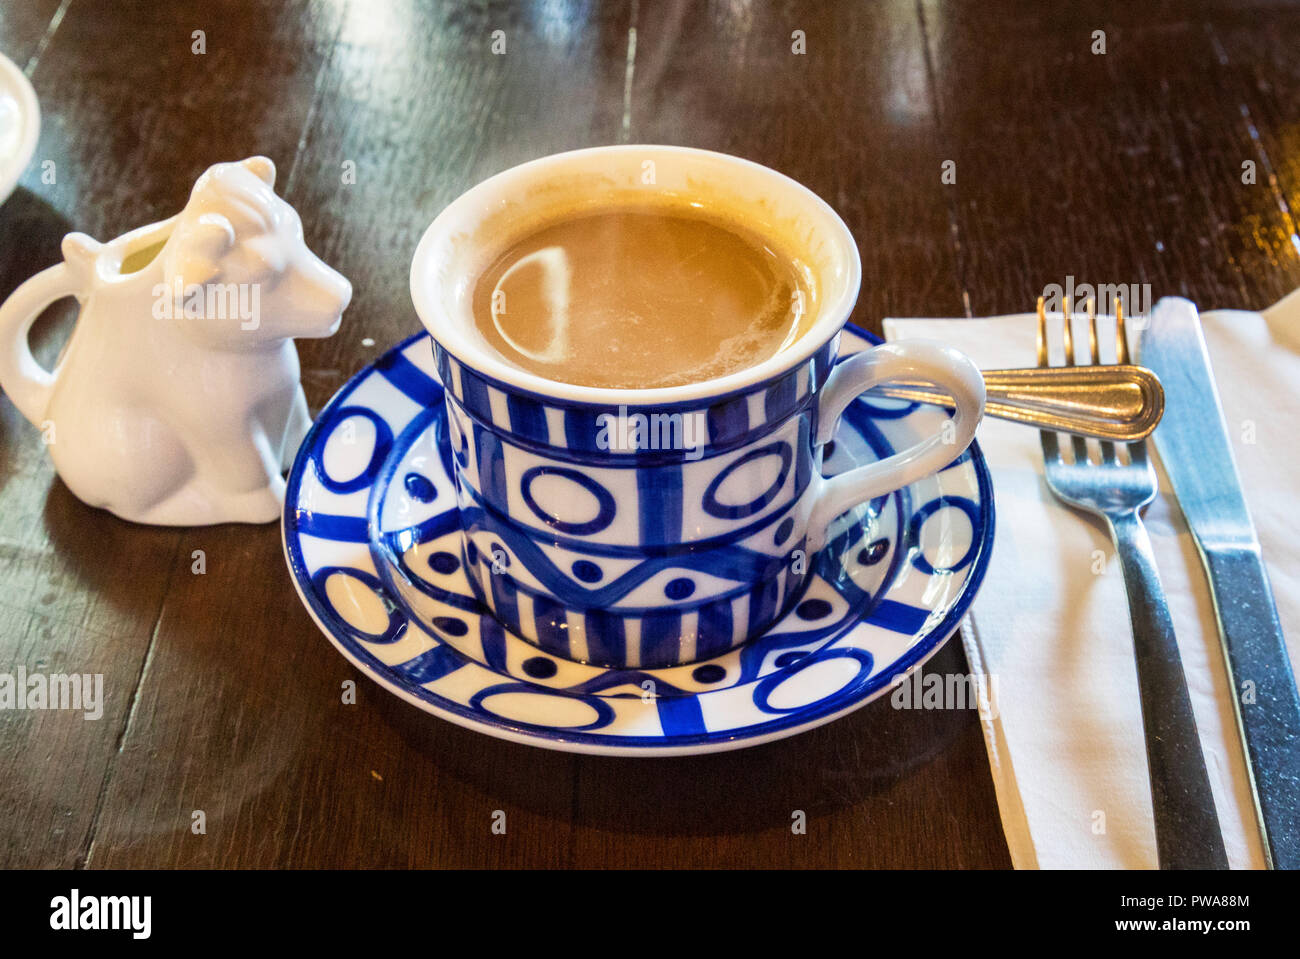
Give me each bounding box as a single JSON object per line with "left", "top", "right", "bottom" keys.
{"left": 869, "top": 364, "right": 1165, "bottom": 441}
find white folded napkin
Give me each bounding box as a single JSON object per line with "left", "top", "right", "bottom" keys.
{"left": 885, "top": 290, "right": 1300, "bottom": 869}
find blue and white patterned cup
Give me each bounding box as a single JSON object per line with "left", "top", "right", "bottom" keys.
{"left": 410, "top": 146, "right": 984, "bottom": 669}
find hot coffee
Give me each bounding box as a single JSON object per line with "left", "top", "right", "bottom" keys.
{"left": 470, "top": 206, "right": 816, "bottom": 389}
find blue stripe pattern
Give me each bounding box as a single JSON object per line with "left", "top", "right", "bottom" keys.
{"left": 435, "top": 340, "right": 837, "bottom": 457}
{"left": 636, "top": 464, "right": 682, "bottom": 545}
{"left": 870, "top": 600, "right": 931, "bottom": 634}
{"left": 296, "top": 512, "right": 370, "bottom": 542}
{"left": 399, "top": 644, "right": 467, "bottom": 685}
{"left": 376, "top": 349, "right": 443, "bottom": 407}
{"left": 656, "top": 694, "right": 707, "bottom": 736}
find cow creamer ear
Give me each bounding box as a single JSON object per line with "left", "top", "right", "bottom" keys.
{"left": 192, "top": 212, "right": 236, "bottom": 256}
{"left": 61, "top": 232, "right": 100, "bottom": 281}
{"left": 170, "top": 212, "right": 235, "bottom": 286}
{"left": 62, "top": 231, "right": 100, "bottom": 263}
{"left": 242, "top": 156, "right": 276, "bottom": 188}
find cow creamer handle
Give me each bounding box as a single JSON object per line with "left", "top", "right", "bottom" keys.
{"left": 0, "top": 261, "right": 84, "bottom": 425}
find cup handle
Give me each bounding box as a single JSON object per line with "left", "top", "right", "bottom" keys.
{"left": 0, "top": 262, "right": 84, "bottom": 426}
{"left": 805, "top": 339, "right": 985, "bottom": 551}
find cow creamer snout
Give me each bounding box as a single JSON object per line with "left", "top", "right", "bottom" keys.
{"left": 282, "top": 253, "right": 352, "bottom": 337}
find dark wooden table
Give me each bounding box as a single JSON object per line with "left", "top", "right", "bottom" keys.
{"left": 2, "top": 0, "right": 1298, "bottom": 869}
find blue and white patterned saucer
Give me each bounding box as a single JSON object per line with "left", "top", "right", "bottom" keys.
{"left": 282, "top": 327, "right": 994, "bottom": 756}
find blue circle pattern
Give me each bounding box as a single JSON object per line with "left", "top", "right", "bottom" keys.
{"left": 857, "top": 538, "right": 889, "bottom": 566}
{"left": 797, "top": 598, "right": 833, "bottom": 620}
{"left": 907, "top": 496, "right": 980, "bottom": 575}
{"left": 774, "top": 517, "right": 795, "bottom": 546}
{"left": 468, "top": 682, "right": 616, "bottom": 731}
{"left": 520, "top": 466, "right": 618, "bottom": 536}
{"left": 307, "top": 566, "right": 405, "bottom": 645}
{"left": 310, "top": 406, "right": 394, "bottom": 494}
{"left": 701, "top": 442, "right": 794, "bottom": 520}
{"left": 524, "top": 657, "right": 558, "bottom": 679}
{"left": 572, "top": 559, "right": 602, "bottom": 583}
{"left": 664, "top": 577, "right": 695, "bottom": 600}
{"left": 753, "top": 648, "right": 875, "bottom": 715}
{"left": 428, "top": 551, "right": 459, "bottom": 574}
{"left": 692, "top": 664, "right": 727, "bottom": 684}
{"left": 404, "top": 472, "right": 437, "bottom": 502}
{"left": 433, "top": 616, "right": 469, "bottom": 637}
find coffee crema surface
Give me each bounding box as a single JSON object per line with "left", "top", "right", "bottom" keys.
{"left": 470, "top": 207, "right": 815, "bottom": 389}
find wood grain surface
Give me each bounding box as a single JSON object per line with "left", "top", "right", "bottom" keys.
{"left": 1, "top": 0, "right": 1298, "bottom": 869}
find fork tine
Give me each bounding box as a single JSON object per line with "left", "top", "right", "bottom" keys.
{"left": 1061, "top": 298, "right": 1090, "bottom": 464}
{"left": 1036, "top": 297, "right": 1060, "bottom": 462}
{"left": 1062, "top": 295, "right": 1074, "bottom": 366}
{"left": 1036, "top": 296, "right": 1048, "bottom": 367}
{"left": 1090, "top": 298, "right": 1119, "bottom": 464}
{"left": 1087, "top": 297, "right": 1100, "bottom": 363}
{"left": 1040, "top": 428, "right": 1062, "bottom": 463}
{"left": 1115, "top": 295, "right": 1129, "bottom": 365}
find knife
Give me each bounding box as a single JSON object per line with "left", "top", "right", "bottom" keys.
{"left": 1140, "top": 296, "right": 1300, "bottom": 869}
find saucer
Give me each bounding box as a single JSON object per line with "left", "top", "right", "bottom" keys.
{"left": 0, "top": 52, "right": 39, "bottom": 205}
{"left": 282, "top": 327, "right": 994, "bottom": 756}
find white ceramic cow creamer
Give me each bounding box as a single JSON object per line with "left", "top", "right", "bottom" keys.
{"left": 0, "top": 156, "right": 352, "bottom": 525}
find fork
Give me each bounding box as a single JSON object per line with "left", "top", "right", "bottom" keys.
{"left": 1038, "top": 296, "right": 1228, "bottom": 870}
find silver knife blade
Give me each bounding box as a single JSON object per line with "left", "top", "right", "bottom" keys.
{"left": 1141, "top": 296, "right": 1300, "bottom": 869}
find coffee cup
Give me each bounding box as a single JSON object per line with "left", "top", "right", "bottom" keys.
{"left": 409, "top": 145, "right": 984, "bottom": 670}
